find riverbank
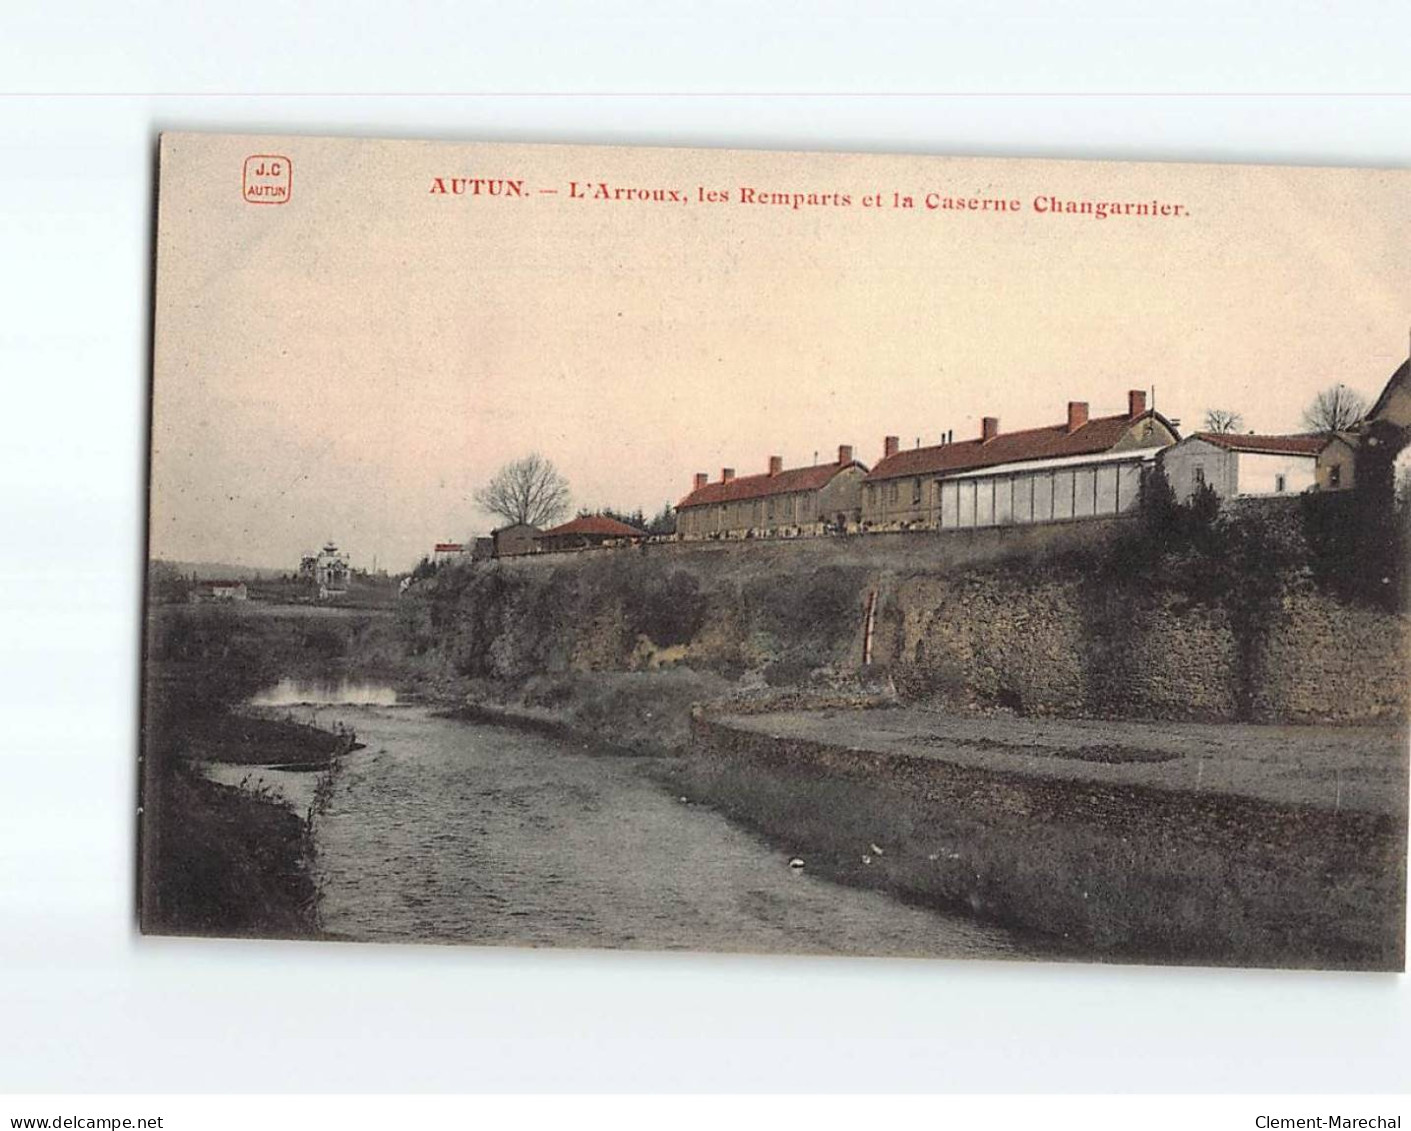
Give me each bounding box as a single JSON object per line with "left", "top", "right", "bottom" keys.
{"left": 166, "top": 710, "right": 355, "bottom": 769}
{"left": 140, "top": 707, "right": 354, "bottom": 937}
{"left": 439, "top": 669, "right": 735, "bottom": 754}
{"left": 141, "top": 605, "right": 360, "bottom": 936}
{"left": 679, "top": 707, "right": 1407, "bottom": 969}
{"left": 142, "top": 759, "right": 320, "bottom": 938}
{"left": 428, "top": 680, "right": 1407, "bottom": 969}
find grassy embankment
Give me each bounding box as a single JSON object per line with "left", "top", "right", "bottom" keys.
{"left": 667, "top": 715, "right": 1406, "bottom": 969}
{"left": 140, "top": 602, "right": 385, "bottom": 937}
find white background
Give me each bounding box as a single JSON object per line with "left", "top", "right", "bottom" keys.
{"left": 2, "top": 2, "right": 1409, "bottom": 1095}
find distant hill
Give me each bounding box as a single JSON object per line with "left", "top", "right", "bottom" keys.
{"left": 158, "top": 560, "right": 289, "bottom": 581}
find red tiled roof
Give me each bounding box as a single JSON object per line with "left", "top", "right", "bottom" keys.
{"left": 543, "top": 515, "right": 644, "bottom": 537}
{"left": 865, "top": 412, "right": 1168, "bottom": 482}
{"left": 433, "top": 543, "right": 464, "bottom": 552}
{"left": 679, "top": 461, "right": 863, "bottom": 508}
{"left": 1193, "top": 432, "right": 1327, "bottom": 456}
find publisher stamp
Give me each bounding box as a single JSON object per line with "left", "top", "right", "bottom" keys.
{"left": 242, "top": 155, "right": 292, "bottom": 204}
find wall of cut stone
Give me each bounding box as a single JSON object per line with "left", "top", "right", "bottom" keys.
{"left": 883, "top": 567, "right": 1404, "bottom": 724}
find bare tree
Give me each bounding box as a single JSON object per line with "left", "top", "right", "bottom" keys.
{"left": 1302, "top": 384, "right": 1368, "bottom": 433}
{"left": 1202, "top": 408, "right": 1244, "bottom": 434}
{"left": 474, "top": 453, "right": 571, "bottom": 528}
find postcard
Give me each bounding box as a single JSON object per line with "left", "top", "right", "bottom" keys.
{"left": 141, "top": 131, "right": 1409, "bottom": 969}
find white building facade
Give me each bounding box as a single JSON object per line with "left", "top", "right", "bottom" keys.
{"left": 1160, "top": 434, "right": 1323, "bottom": 503}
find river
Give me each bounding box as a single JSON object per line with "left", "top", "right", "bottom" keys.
{"left": 207, "top": 680, "right": 1021, "bottom": 958}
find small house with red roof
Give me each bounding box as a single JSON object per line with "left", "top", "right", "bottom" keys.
{"left": 1162, "top": 431, "right": 1325, "bottom": 502}
{"left": 677, "top": 445, "right": 868, "bottom": 539}
{"left": 538, "top": 514, "right": 646, "bottom": 553}
{"left": 862, "top": 390, "right": 1177, "bottom": 529}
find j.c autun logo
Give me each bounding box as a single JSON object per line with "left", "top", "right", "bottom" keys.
{"left": 243, "top": 155, "right": 292, "bottom": 204}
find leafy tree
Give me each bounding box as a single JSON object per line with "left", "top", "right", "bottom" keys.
{"left": 474, "top": 453, "right": 570, "bottom": 528}
{"left": 1302, "top": 384, "right": 1368, "bottom": 433}
{"left": 1202, "top": 408, "right": 1243, "bottom": 434}
{"left": 1109, "top": 467, "right": 1222, "bottom": 583}
{"left": 1137, "top": 465, "right": 1180, "bottom": 545}
{"left": 1184, "top": 480, "right": 1224, "bottom": 553}
{"left": 646, "top": 503, "right": 677, "bottom": 535}
{"left": 148, "top": 560, "right": 192, "bottom": 604}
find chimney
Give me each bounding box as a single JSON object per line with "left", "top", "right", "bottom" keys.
{"left": 768, "top": 455, "right": 783, "bottom": 476}
{"left": 838, "top": 444, "right": 854, "bottom": 465}
{"left": 721, "top": 468, "right": 735, "bottom": 483}
{"left": 693, "top": 472, "right": 708, "bottom": 492}
{"left": 1128, "top": 389, "right": 1147, "bottom": 419}
{"left": 982, "top": 416, "right": 999, "bottom": 442}
{"left": 883, "top": 435, "right": 900, "bottom": 458}
{"left": 1066, "top": 401, "right": 1088, "bottom": 433}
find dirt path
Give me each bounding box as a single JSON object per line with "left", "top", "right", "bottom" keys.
{"left": 716, "top": 707, "right": 1409, "bottom": 816}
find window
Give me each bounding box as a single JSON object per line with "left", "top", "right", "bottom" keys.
{"left": 888, "top": 482, "right": 899, "bottom": 504}
{"left": 1330, "top": 464, "right": 1342, "bottom": 489}
{"left": 912, "top": 478, "right": 922, "bottom": 505}
{"left": 1275, "top": 474, "right": 1286, "bottom": 494}
{"left": 767, "top": 498, "right": 775, "bottom": 521}
{"left": 1194, "top": 466, "right": 1205, "bottom": 487}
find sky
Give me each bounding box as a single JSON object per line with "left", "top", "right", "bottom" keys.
{"left": 149, "top": 133, "right": 1411, "bottom": 572}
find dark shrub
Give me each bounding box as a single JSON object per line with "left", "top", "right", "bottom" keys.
{"left": 301, "top": 626, "right": 345, "bottom": 659}
{"left": 762, "top": 656, "right": 817, "bottom": 687}
{"left": 630, "top": 569, "right": 707, "bottom": 647}
{"left": 743, "top": 564, "right": 868, "bottom": 661}
{"left": 148, "top": 608, "right": 278, "bottom": 715}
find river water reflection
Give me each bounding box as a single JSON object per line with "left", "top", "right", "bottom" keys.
{"left": 216, "top": 685, "right": 1022, "bottom": 958}
{"left": 249, "top": 676, "right": 400, "bottom": 707}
